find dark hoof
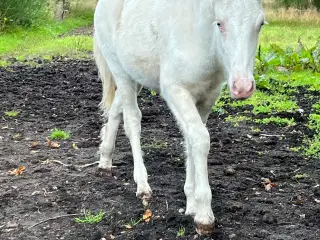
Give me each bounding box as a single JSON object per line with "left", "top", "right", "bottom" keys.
{"left": 195, "top": 223, "right": 214, "bottom": 236}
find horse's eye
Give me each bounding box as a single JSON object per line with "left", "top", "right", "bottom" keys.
{"left": 217, "top": 22, "right": 221, "bottom": 27}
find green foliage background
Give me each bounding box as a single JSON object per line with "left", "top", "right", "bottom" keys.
{"left": 0, "top": 0, "right": 48, "bottom": 30}
{"left": 279, "top": 0, "right": 320, "bottom": 10}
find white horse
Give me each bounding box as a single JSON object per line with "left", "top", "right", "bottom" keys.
{"left": 94, "top": 0, "right": 265, "bottom": 235}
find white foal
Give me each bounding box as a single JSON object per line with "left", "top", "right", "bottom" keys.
{"left": 94, "top": 0, "right": 265, "bottom": 235}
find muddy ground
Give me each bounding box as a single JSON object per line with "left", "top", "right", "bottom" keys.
{"left": 0, "top": 59, "right": 319, "bottom": 240}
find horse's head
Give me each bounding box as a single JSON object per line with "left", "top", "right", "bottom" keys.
{"left": 213, "top": 0, "right": 265, "bottom": 100}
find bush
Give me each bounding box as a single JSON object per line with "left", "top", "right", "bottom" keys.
{"left": 0, "top": 0, "right": 48, "bottom": 30}
{"left": 314, "top": 0, "right": 320, "bottom": 11}
{"left": 279, "top": 0, "right": 320, "bottom": 10}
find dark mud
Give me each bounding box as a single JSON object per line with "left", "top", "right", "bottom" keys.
{"left": 0, "top": 60, "right": 319, "bottom": 240}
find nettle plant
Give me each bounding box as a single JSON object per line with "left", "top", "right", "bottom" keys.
{"left": 255, "top": 39, "right": 320, "bottom": 75}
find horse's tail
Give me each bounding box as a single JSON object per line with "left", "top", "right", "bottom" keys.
{"left": 94, "top": 34, "right": 116, "bottom": 112}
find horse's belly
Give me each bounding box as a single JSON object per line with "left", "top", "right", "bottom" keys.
{"left": 117, "top": 47, "right": 161, "bottom": 91}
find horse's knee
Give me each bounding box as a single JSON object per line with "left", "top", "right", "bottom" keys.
{"left": 123, "top": 107, "right": 142, "bottom": 137}
{"left": 188, "top": 124, "right": 210, "bottom": 153}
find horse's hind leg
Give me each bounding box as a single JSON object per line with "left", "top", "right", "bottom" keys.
{"left": 120, "top": 80, "right": 151, "bottom": 199}
{"left": 98, "top": 91, "right": 122, "bottom": 171}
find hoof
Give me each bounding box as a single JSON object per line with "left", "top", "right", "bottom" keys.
{"left": 95, "top": 167, "right": 112, "bottom": 177}
{"left": 137, "top": 191, "right": 152, "bottom": 200}
{"left": 195, "top": 223, "right": 214, "bottom": 236}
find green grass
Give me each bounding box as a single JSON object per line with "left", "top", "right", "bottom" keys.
{"left": 267, "top": 70, "right": 320, "bottom": 90}
{"left": 177, "top": 226, "right": 186, "bottom": 237}
{"left": 220, "top": 90, "right": 299, "bottom": 115}
{"left": 4, "top": 110, "right": 20, "bottom": 117}
{"left": 124, "top": 217, "right": 143, "bottom": 229}
{"left": 254, "top": 116, "right": 296, "bottom": 127}
{"left": 225, "top": 115, "right": 251, "bottom": 126}
{"left": 260, "top": 22, "right": 320, "bottom": 49}
{"left": 1, "top": 18, "right": 318, "bottom": 64}
{"left": 142, "top": 140, "right": 168, "bottom": 149}
{"left": 74, "top": 210, "right": 104, "bottom": 224}
{"left": 0, "top": 14, "right": 93, "bottom": 61}
{"left": 293, "top": 173, "right": 310, "bottom": 180}
{"left": 50, "top": 128, "right": 71, "bottom": 140}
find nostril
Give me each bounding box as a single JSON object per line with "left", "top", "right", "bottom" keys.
{"left": 248, "top": 82, "right": 255, "bottom": 92}
{"left": 231, "top": 85, "right": 240, "bottom": 96}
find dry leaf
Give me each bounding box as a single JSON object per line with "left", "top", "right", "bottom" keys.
{"left": 8, "top": 166, "right": 25, "bottom": 176}
{"left": 124, "top": 224, "right": 132, "bottom": 229}
{"left": 262, "top": 178, "right": 277, "bottom": 192}
{"left": 46, "top": 137, "right": 51, "bottom": 147}
{"left": 46, "top": 137, "right": 60, "bottom": 149}
{"left": 30, "top": 141, "right": 41, "bottom": 149}
{"left": 143, "top": 209, "right": 152, "bottom": 223}
{"left": 50, "top": 142, "right": 60, "bottom": 148}
{"left": 72, "top": 142, "right": 78, "bottom": 150}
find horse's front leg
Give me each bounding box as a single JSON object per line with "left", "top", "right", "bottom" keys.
{"left": 161, "top": 84, "right": 214, "bottom": 235}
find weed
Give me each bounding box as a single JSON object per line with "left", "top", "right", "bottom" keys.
{"left": 225, "top": 115, "right": 251, "bottom": 126}
{"left": 255, "top": 117, "right": 296, "bottom": 127}
{"left": 290, "top": 146, "right": 301, "bottom": 152}
{"left": 150, "top": 89, "right": 157, "bottom": 96}
{"left": 303, "top": 135, "right": 320, "bottom": 157}
{"left": 312, "top": 102, "right": 320, "bottom": 113}
{"left": 0, "top": 16, "right": 93, "bottom": 60}
{"left": 124, "top": 217, "right": 143, "bottom": 229}
{"left": 177, "top": 226, "right": 185, "bottom": 237}
{"left": 251, "top": 127, "right": 261, "bottom": 133}
{"left": 50, "top": 128, "right": 71, "bottom": 140}
{"left": 74, "top": 210, "right": 104, "bottom": 224}
{"left": 4, "top": 110, "right": 20, "bottom": 117}
{"left": 293, "top": 173, "right": 310, "bottom": 180}
{"left": 142, "top": 140, "right": 168, "bottom": 149}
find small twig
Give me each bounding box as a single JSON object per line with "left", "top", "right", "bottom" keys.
{"left": 51, "top": 160, "right": 71, "bottom": 167}
{"left": 43, "top": 160, "right": 99, "bottom": 170}
{"left": 28, "top": 214, "right": 80, "bottom": 229}
{"left": 76, "top": 161, "right": 99, "bottom": 168}
{"left": 166, "top": 200, "right": 169, "bottom": 211}
{"left": 260, "top": 134, "right": 284, "bottom": 138}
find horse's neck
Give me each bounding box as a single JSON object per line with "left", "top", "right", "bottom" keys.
{"left": 192, "top": 0, "right": 218, "bottom": 57}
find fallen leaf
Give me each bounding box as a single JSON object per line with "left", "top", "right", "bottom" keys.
{"left": 262, "top": 178, "right": 277, "bottom": 192}
{"left": 30, "top": 141, "right": 41, "bottom": 149}
{"left": 8, "top": 166, "right": 25, "bottom": 176}
{"left": 124, "top": 224, "right": 132, "bottom": 229}
{"left": 46, "top": 137, "right": 60, "bottom": 149}
{"left": 143, "top": 209, "right": 152, "bottom": 223}
{"left": 46, "top": 137, "right": 51, "bottom": 147}
{"left": 72, "top": 142, "right": 78, "bottom": 150}
{"left": 50, "top": 142, "right": 60, "bottom": 148}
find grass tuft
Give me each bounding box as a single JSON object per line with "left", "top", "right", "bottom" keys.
{"left": 4, "top": 110, "right": 20, "bottom": 117}
{"left": 74, "top": 210, "right": 104, "bottom": 224}
{"left": 50, "top": 128, "right": 71, "bottom": 140}
{"left": 177, "top": 226, "right": 186, "bottom": 237}
{"left": 254, "top": 117, "right": 296, "bottom": 127}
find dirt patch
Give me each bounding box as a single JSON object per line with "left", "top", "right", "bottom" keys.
{"left": 59, "top": 24, "right": 94, "bottom": 38}
{"left": 0, "top": 60, "right": 319, "bottom": 240}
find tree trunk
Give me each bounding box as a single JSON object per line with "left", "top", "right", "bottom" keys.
{"left": 55, "top": 0, "right": 70, "bottom": 21}
{"left": 55, "top": 0, "right": 64, "bottom": 21}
